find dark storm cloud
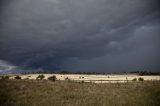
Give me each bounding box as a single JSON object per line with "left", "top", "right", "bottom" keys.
{"left": 0, "top": 0, "right": 160, "bottom": 72}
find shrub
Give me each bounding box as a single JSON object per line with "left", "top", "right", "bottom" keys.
{"left": 132, "top": 78, "right": 137, "bottom": 81}
{"left": 65, "top": 77, "right": 69, "bottom": 80}
{"left": 65, "top": 77, "right": 71, "bottom": 82}
{"left": 0, "top": 76, "right": 9, "bottom": 80}
{"left": 14, "top": 76, "right": 21, "bottom": 79}
{"left": 36, "top": 74, "right": 45, "bottom": 80}
{"left": 48, "top": 75, "right": 56, "bottom": 81}
{"left": 138, "top": 77, "right": 144, "bottom": 81}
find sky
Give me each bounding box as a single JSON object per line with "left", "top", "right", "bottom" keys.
{"left": 0, "top": 0, "right": 160, "bottom": 73}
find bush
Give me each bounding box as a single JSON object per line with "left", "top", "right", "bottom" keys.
{"left": 65, "top": 77, "right": 71, "bottom": 82}
{"left": 132, "top": 78, "right": 137, "bottom": 81}
{"left": 36, "top": 74, "right": 45, "bottom": 80}
{"left": 14, "top": 76, "right": 21, "bottom": 79}
{"left": 48, "top": 76, "right": 56, "bottom": 81}
{"left": 0, "top": 76, "right": 9, "bottom": 80}
{"left": 65, "top": 77, "right": 69, "bottom": 80}
{"left": 138, "top": 77, "right": 144, "bottom": 81}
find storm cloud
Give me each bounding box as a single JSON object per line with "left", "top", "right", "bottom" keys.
{"left": 0, "top": 0, "right": 160, "bottom": 72}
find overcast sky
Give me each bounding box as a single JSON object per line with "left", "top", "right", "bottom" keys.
{"left": 0, "top": 0, "right": 160, "bottom": 73}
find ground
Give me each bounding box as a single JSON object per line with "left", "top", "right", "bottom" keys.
{"left": 8, "top": 74, "right": 160, "bottom": 83}
{"left": 0, "top": 79, "right": 160, "bottom": 106}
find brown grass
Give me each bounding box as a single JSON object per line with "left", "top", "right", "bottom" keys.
{"left": 0, "top": 80, "right": 160, "bottom": 106}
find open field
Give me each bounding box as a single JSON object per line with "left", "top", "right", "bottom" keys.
{"left": 0, "top": 80, "right": 160, "bottom": 106}
{"left": 6, "top": 74, "right": 160, "bottom": 83}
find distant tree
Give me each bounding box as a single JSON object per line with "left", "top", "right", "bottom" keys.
{"left": 83, "top": 72, "right": 86, "bottom": 74}
{"left": 59, "top": 71, "right": 70, "bottom": 74}
{"left": 36, "top": 74, "right": 45, "bottom": 80}
{"left": 138, "top": 77, "right": 144, "bottom": 81}
{"left": 102, "top": 72, "right": 105, "bottom": 75}
{"left": 75, "top": 72, "right": 82, "bottom": 74}
{"left": 48, "top": 75, "right": 56, "bottom": 81}
{"left": 132, "top": 78, "right": 137, "bottom": 81}
{"left": 14, "top": 76, "right": 21, "bottom": 79}
{"left": 139, "top": 71, "right": 160, "bottom": 76}
{"left": 65, "top": 77, "right": 71, "bottom": 81}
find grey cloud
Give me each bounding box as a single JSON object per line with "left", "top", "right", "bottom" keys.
{"left": 0, "top": 0, "right": 160, "bottom": 72}
{"left": 0, "top": 59, "right": 17, "bottom": 73}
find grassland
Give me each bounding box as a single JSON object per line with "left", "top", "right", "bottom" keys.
{"left": 0, "top": 79, "right": 160, "bottom": 106}
{"left": 8, "top": 74, "right": 160, "bottom": 83}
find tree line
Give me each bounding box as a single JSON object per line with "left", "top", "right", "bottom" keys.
{"left": 20, "top": 70, "right": 160, "bottom": 75}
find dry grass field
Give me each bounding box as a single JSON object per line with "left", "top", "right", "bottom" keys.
{"left": 0, "top": 78, "right": 160, "bottom": 106}
{"left": 8, "top": 74, "right": 160, "bottom": 83}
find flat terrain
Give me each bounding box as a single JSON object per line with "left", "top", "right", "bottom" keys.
{"left": 9, "top": 74, "right": 160, "bottom": 83}
{"left": 0, "top": 80, "right": 160, "bottom": 106}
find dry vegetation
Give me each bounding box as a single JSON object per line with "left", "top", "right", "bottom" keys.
{"left": 0, "top": 79, "right": 160, "bottom": 106}
{"left": 7, "top": 74, "right": 160, "bottom": 83}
